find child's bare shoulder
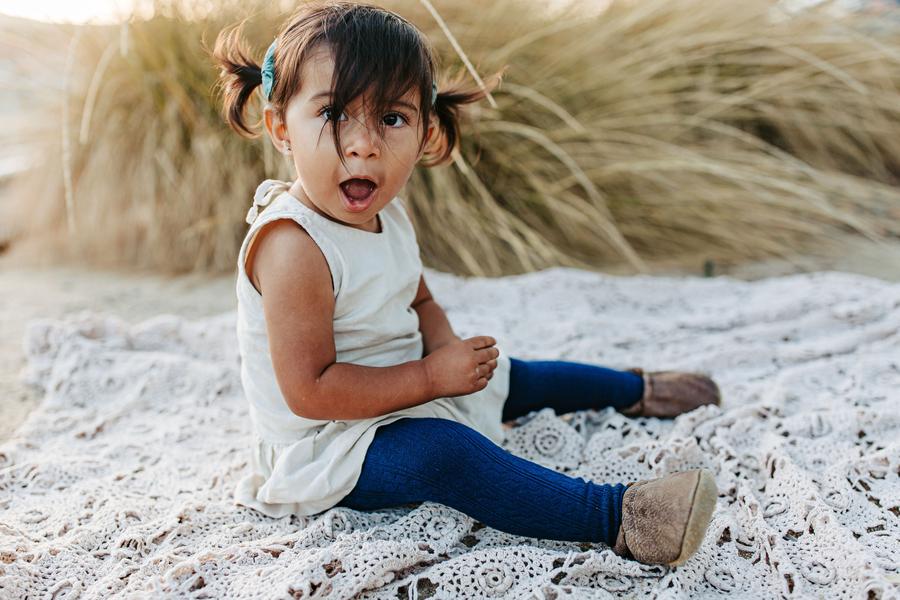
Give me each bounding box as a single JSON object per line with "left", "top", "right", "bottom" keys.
{"left": 245, "top": 218, "right": 333, "bottom": 298}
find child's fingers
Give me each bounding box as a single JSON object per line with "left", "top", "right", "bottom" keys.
{"left": 470, "top": 336, "right": 496, "bottom": 349}
{"left": 475, "top": 347, "right": 498, "bottom": 363}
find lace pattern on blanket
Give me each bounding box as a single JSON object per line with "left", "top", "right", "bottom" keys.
{"left": 3, "top": 268, "right": 898, "bottom": 598}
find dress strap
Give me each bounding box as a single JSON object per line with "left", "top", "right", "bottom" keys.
{"left": 246, "top": 179, "right": 291, "bottom": 225}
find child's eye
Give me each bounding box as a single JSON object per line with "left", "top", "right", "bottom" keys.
{"left": 318, "top": 106, "right": 407, "bottom": 128}
{"left": 318, "top": 106, "right": 348, "bottom": 122}
{"left": 383, "top": 113, "right": 408, "bottom": 128}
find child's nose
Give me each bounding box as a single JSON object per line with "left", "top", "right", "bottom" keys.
{"left": 343, "top": 120, "right": 380, "bottom": 159}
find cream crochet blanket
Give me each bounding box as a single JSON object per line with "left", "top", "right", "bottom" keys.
{"left": 3, "top": 268, "right": 899, "bottom": 598}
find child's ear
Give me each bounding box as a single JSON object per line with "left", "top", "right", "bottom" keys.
{"left": 418, "top": 120, "right": 437, "bottom": 161}
{"left": 263, "top": 105, "right": 292, "bottom": 155}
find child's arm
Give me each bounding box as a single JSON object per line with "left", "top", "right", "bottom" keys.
{"left": 411, "top": 274, "right": 460, "bottom": 357}
{"left": 252, "top": 220, "right": 434, "bottom": 421}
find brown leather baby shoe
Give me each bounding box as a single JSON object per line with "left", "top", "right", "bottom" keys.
{"left": 617, "top": 368, "right": 721, "bottom": 418}
{"left": 612, "top": 469, "right": 718, "bottom": 566}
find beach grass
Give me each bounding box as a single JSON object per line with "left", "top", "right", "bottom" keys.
{"left": 1, "top": 0, "right": 898, "bottom": 276}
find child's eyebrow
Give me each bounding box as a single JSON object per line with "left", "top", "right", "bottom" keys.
{"left": 308, "top": 90, "right": 419, "bottom": 114}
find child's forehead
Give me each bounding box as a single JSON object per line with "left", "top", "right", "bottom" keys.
{"left": 298, "top": 45, "right": 420, "bottom": 105}
{"left": 301, "top": 45, "right": 336, "bottom": 85}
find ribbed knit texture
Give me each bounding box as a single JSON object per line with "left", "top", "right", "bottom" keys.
{"left": 337, "top": 416, "right": 627, "bottom": 545}
{"left": 502, "top": 358, "right": 644, "bottom": 422}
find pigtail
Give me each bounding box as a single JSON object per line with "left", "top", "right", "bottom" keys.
{"left": 209, "top": 19, "right": 264, "bottom": 138}
{"left": 421, "top": 67, "right": 507, "bottom": 168}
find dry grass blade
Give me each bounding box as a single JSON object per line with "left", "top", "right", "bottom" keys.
{"left": 1, "top": 0, "right": 898, "bottom": 277}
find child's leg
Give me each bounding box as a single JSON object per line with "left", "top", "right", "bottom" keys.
{"left": 334, "top": 417, "right": 627, "bottom": 545}
{"left": 502, "top": 357, "right": 644, "bottom": 423}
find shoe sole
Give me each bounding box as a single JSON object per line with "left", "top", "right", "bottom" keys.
{"left": 669, "top": 469, "right": 718, "bottom": 567}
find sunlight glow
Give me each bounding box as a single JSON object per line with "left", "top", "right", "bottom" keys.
{"left": 0, "top": 0, "right": 143, "bottom": 24}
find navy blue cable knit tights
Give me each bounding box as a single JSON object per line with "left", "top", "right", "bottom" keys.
{"left": 334, "top": 357, "right": 644, "bottom": 545}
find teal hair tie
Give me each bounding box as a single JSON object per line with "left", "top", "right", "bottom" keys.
{"left": 261, "top": 39, "right": 277, "bottom": 100}
{"left": 431, "top": 81, "right": 438, "bottom": 106}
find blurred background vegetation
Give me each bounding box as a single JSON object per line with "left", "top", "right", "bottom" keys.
{"left": 0, "top": 0, "right": 898, "bottom": 277}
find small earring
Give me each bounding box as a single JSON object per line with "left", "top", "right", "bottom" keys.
{"left": 283, "top": 143, "right": 292, "bottom": 154}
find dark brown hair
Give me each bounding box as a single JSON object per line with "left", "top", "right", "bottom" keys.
{"left": 210, "top": 1, "right": 505, "bottom": 168}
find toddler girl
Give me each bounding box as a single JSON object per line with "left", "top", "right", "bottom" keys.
{"left": 213, "top": 0, "right": 720, "bottom": 566}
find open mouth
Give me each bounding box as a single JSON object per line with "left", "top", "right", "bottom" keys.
{"left": 339, "top": 177, "right": 378, "bottom": 212}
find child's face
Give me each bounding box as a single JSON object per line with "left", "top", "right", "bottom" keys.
{"left": 264, "top": 44, "right": 434, "bottom": 233}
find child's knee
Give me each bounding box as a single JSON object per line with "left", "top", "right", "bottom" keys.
{"left": 377, "top": 417, "right": 490, "bottom": 479}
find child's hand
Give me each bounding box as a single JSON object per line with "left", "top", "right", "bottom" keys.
{"left": 423, "top": 336, "right": 500, "bottom": 398}
{"left": 422, "top": 334, "right": 462, "bottom": 358}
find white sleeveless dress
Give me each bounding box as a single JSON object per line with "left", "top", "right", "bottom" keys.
{"left": 233, "top": 179, "right": 512, "bottom": 518}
